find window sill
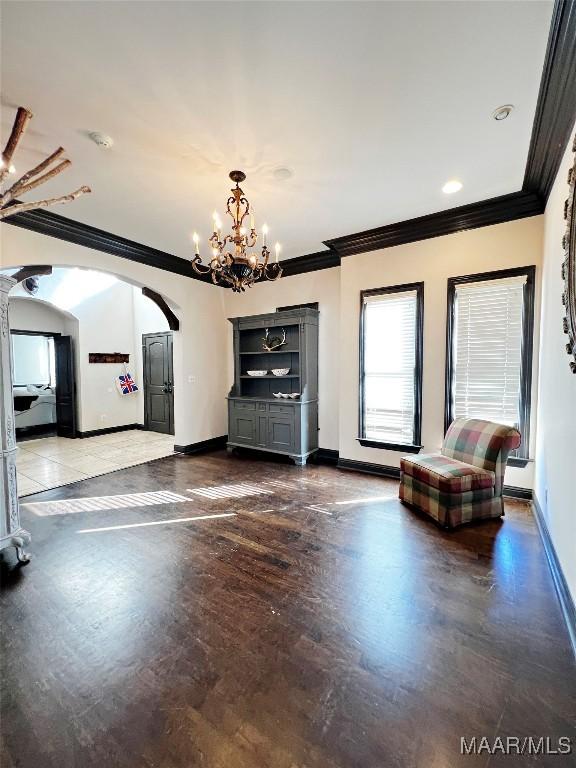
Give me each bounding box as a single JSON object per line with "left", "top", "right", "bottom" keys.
{"left": 357, "top": 438, "right": 422, "bottom": 453}
{"left": 507, "top": 456, "right": 531, "bottom": 468}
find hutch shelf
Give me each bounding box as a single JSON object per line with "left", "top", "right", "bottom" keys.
{"left": 227, "top": 307, "right": 319, "bottom": 465}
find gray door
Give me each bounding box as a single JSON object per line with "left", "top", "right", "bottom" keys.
{"left": 143, "top": 332, "right": 174, "bottom": 435}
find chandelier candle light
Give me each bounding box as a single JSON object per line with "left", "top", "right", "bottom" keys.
{"left": 191, "top": 171, "right": 282, "bottom": 292}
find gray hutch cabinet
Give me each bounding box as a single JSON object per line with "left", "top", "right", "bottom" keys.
{"left": 227, "top": 307, "right": 319, "bottom": 465}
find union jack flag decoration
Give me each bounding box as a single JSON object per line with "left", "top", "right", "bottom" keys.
{"left": 118, "top": 372, "right": 138, "bottom": 395}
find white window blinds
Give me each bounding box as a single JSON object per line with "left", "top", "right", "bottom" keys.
{"left": 452, "top": 275, "right": 527, "bottom": 427}
{"left": 362, "top": 289, "right": 418, "bottom": 445}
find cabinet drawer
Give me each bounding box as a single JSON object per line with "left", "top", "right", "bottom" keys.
{"left": 269, "top": 403, "right": 295, "bottom": 414}
{"left": 232, "top": 401, "right": 257, "bottom": 411}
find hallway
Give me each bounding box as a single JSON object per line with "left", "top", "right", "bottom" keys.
{"left": 16, "top": 429, "right": 174, "bottom": 496}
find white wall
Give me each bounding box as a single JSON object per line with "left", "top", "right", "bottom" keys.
{"left": 224, "top": 268, "right": 340, "bottom": 450}
{"left": 132, "top": 287, "right": 170, "bottom": 424}
{"left": 1, "top": 226, "right": 229, "bottom": 446}
{"left": 339, "top": 216, "right": 543, "bottom": 489}
{"left": 9, "top": 297, "right": 70, "bottom": 335}
{"left": 73, "top": 280, "right": 140, "bottom": 431}
{"left": 2, "top": 212, "right": 544, "bottom": 490}
{"left": 534, "top": 129, "right": 576, "bottom": 604}
{"left": 228, "top": 216, "right": 543, "bottom": 487}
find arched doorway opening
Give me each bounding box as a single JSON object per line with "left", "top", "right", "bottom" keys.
{"left": 4, "top": 265, "right": 183, "bottom": 497}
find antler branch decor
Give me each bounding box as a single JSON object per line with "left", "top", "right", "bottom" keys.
{"left": 0, "top": 107, "right": 90, "bottom": 220}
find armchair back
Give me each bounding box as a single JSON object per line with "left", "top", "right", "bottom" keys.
{"left": 442, "top": 418, "right": 521, "bottom": 495}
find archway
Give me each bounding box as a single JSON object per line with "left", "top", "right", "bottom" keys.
{"left": 3, "top": 265, "right": 184, "bottom": 499}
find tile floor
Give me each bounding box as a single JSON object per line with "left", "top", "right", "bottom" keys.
{"left": 16, "top": 429, "right": 174, "bottom": 497}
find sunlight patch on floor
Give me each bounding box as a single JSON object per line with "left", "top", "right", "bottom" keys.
{"left": 188, "top": 482, "right": 272, "bottom": 499}
{"left": 22, "top": 490, "right": 190, "bottom": 516}
{"left": 333, "top": 495, "right": 394, "bottom": 505}
{"left": 77, "top": 512, "right": 236, "bottom": 534}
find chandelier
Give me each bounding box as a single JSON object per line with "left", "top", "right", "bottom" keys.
{"left": 191, "top": 170, "right": 283, "bottom": 292}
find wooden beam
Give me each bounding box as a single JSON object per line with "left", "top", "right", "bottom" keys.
{"left": 11, "top": 265, "right": 53, "bottom": 284}
{"left": 141, "top": 287, "right": 180, "bottom": 331}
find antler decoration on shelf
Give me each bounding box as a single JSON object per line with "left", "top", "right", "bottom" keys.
{"left": 0, "top": 107, "right": 91, "bottom": 220}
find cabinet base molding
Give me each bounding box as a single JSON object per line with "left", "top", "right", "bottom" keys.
{"left": 227, "top": 441, "right": 317, "bottom": 466}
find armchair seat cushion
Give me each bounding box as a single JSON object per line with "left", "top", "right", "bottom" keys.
{"left": 401, "top": 453, "right": 495, "bottom": 494}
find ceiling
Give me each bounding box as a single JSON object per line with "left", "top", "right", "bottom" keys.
{"left": 1, "top": 1, "right": 553, "bottom": 261}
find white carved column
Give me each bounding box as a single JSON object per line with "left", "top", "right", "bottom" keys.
{"left": 0, "top": 275, "right": 31, "bottom": 563}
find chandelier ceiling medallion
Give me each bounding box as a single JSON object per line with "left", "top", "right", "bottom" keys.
{"left": 191, "top": 170, "right": 282, "bottom": 292}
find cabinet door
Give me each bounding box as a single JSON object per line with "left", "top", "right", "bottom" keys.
{"left": 268, "top": 415, "right": 295, "bottom": 453}
{"left": 230, "top": 412, "right": 257, "bottom": 445}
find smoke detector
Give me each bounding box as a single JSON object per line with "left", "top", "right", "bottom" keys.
{"left": 273, "top": 167, "right": 293, "bottom": 181}
{"left": 89, "top": 131, "right": 114, "bottom": 149}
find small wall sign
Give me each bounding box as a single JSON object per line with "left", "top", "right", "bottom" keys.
{"left": 89, "top": 353, "right": 130, "bottom": 364}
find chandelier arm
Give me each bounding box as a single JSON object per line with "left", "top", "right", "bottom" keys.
{"left": 210, "top": 257, "right": 224, "bottom": 272}
{"left": 226, "top": 196, "right": 236, "bottom": 225}
{"left": 191, "top": 256, "right": 212, "bottom": 275}
{"left": 211, "top": 270, "right": 230, "bottom": 287}
{"left": 263, "top": 263, "right": 283, "bottom": 281}
{"left": 237, "top": 197, "right": 250, "bottom": 228}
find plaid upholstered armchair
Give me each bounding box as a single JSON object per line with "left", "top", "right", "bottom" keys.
{"left": 399, "top": 418, "right": 521, "bottom": 529}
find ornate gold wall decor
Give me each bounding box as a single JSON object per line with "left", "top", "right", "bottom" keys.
{"left": 562, "top": 134, "right": 576, "bottom": 373}
{"left": 191, "top": 171, "right": 282, "bottom": 292}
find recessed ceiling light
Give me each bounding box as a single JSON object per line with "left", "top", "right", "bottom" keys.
{"left": 442, "top": 179, "right": 463, "bottom": 194}
{"left": 273, "top": 167, "right": 293, "bottom": 181}
{"left": 492, "top": 104, "right": 514, "bottom": 121}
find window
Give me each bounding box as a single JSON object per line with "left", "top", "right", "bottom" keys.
{"left": 11, "top": 333, "right": 56, "bottom": 387}
{"left": 445, "top": 266, "right": 535, "bottom": 461}
{"left": 359, "top": 282, "right": 424, "bottom": 451}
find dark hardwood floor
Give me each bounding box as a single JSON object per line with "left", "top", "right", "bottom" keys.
{"left": 1, "top": 450, "right": 574, "bottom": 768}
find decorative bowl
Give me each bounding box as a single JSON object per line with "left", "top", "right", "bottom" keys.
{"left": 272, "top": 392, "right": 283, "bottom": 398}
{"left": 280, "top": 393, "right": 290, "bottom": 399}
{"left": 271, "top": 368, "right": 290, "bottom": 376}
{"left": 247, "top": 370, "right": 267, "bottom": 377}
{"left": 288, "top": 393, "right": 300, "bottom": 399}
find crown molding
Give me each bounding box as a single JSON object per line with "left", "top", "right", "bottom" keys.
{"left": 279, "top": 249, "right": 340, "bottom": 277}
{"left": 323, "top": 191, "right": 544, "bottom": 258}
{"left": 523, "top": 0, "right": 576, "bottom": 202}
{"left": 2, "top": 207, "right": 213, "bottom": 284}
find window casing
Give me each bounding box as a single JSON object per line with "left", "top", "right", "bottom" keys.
{"left": 445, "top": 266, "right": 535, "bottom": 462}
{"left": 359, "top": 282, "right": 424, "bottom": 452}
